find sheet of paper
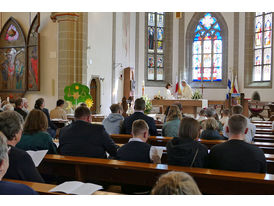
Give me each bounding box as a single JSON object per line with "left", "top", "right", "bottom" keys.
{"left": 49, "top": 181, "right": 83, "bottom": 194}
{"left": 49, "top": 181, "right": 103, "bottom": 195}
{"left": 26, "top": 150, "right": 48, "bottom": 167}
{"left": 72, "top": 183, "right": 103, "bottom": 195}
{"left": 202, "top": 99, "right": 208, "bottom": 109}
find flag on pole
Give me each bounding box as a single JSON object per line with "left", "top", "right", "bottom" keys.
{"left": 233, "top": 74, "right": 239, "bottom": 93}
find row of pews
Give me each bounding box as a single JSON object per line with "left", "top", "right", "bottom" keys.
{"left": 13, "top": 118, "right": 272, "bottom": 195}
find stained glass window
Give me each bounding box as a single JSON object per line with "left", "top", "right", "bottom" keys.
{"left": 253, "top": 12, "right": 272, "bottom": 82}
{"left": 192, "top": 13, "right": 223, "bottom": 82}
{"left": 147, "top": 12, "right": 165, "bottom": 81}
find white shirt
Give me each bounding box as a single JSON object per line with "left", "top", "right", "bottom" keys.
{"left": 182, "top": 85, "right": 193, "bottom": 99}
{"left": 164, "top": 88, "right": 175, "bottom": 99}
{"left": 128, "top": 137, "right": 163, "bottom": 162}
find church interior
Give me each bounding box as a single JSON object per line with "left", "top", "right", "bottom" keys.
{"left": 1, "top": 8, "right": 274, "bottom": 200}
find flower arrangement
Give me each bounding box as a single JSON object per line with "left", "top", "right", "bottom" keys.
{"left": 192, "top": 89, "right": 202, "bottom": 100}
{"left": 142, "top": 95, "right": 152, "bottom": 114}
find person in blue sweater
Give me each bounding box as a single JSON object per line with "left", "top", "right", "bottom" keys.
{"left": 0, "top": 131, "right": 37, "bottom": 195}
{"left": 200, "top": 118, "right": 227, "bottom": 140}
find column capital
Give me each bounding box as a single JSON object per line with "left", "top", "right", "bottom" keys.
{"left": 50, "top": 12, "right": 80, "bottom": 23}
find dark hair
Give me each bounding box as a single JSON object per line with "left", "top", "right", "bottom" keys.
{"left": 222, "top": 109, "right": 230, "bottom": 116}
{"left": 134, "top": 98, "right": 146, "bottom": 111}
{"left": 165, "top": 83, "right": 171, "bottom": 89}
{"left": 23, "top": 109, "right": 48, "bottom": 134}
{"left": 205, "top": 107, "right": 216, "bottom": 117}
{"left": 0, "top": 111, "right": 24, "bottom": 140}
{"left": 179, "top": 117, "right": 200, "bottom": 140}
{"left": 74, "top": 106, "right": 91, "bottom": 119}
{"left": 228, "top": 114, "right": 247, "bottom": 135}
{"left": 232, "top": 105, "right": 243, "bottom": 114}
{"left": 110, "top": 104, "right": 122, "bottom": 113}
{"left": 34, "top": 98, "right": 44, "bottom": 110}
{"left": 57, "top": 99, "right": 65, "bottom": 107}
{"left": 15, "top": 98, "right": 23, "bottom": 107}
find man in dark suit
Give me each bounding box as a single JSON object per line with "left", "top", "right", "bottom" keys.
{"left": 59, "top": 106, "right": 118, "bottom": 158}
{"left": 121, "top": 98, "right": 158, "bottom": 136}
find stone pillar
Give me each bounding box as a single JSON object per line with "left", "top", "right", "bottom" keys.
{"left": 51, "top": 12, "right": 87, "bottom": 99}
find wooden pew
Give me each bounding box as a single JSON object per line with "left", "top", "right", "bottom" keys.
{"left": 3, "top": 178, "right": 120, "bottom": 195}
{"left": 37, "top": 154, "right": 274, "bottom": 194}
{"left": 254, "top": 123, "right": 272, "bottom": 128}
{"left": 252, "top": 120, "right": 272, "bottom": 124}
{"left": 256, "top": 128, "right": 274, "bottom": 134}
{"left": 255, "top": 134, "right": 274, "bottom": 139}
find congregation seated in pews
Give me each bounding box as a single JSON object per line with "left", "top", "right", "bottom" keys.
{"left": 1, "top": 95, "right": 274, "bottom": 195}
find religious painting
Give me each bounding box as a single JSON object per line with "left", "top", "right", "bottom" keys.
{"left": 27, "top": 13, "right": 40, "bottom": 91}
{"left": 0, "top": 17, "right": 26, "bottom": 95}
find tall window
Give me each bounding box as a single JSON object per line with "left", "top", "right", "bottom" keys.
{"left": 147, "top": 12, "right": 165, "bottom": 81}
{"left": 253, "top": 12, "right": 272, "bottom": 82}
{"left": 192, "top": 13, "right": 223, "bottom": 82}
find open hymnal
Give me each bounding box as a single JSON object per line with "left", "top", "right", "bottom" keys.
{"left": 49, "top": 181, "right": 103, "bottom": 195}
{"left": 26, "top": 150, "right": 48, "bottom": 167}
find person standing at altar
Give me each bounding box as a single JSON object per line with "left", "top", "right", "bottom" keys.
{"left": 164, "top": 83, "right": 175, "bottom": 100}
{"left": 175, "top": 80, "right": 193, "bottom": 99}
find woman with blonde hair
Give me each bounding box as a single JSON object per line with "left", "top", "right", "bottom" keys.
{"left": 151, "top": 171, "right": 202, "bottom": 195}
{"left": 200, "top": 118, "right": 226, "bottom": 140}
{"left": 16, "top": 109, "right": 57, "bottom": 154}
{"left": 162, "top": 105, "right": 182, "bottom": 137}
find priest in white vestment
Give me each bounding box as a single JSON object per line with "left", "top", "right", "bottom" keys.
{"left": 181, "top": 80, "right": 193, "bottom": 99}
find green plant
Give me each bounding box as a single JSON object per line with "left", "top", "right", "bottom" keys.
{"left": 142, "top": 96, "right": 152, "bottom": 114}
{"left": 192, "top": 89, "right": 202, "bottom": 100}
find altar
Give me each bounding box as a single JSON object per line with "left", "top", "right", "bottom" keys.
{"left": 151, "top": 99, "right": 208, "bottom": 118}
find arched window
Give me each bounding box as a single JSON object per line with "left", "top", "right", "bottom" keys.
{"left": 186, "top": 12, "right": 228, "bottom": 88}
{"left": 147, "top": 12, "right": 165, "bottom": 81}
{"left": 145, "top": 12, "right": 172, "bottom": 87}
{"left": 253, "top": 12, "right": 272, "bottom": 82}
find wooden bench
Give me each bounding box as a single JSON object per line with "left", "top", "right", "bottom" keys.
{"left": 256, "top": 128, "right": 274, "bottom": 134}
{"left": 252, "top": 120, "right": 272, "bottom": 124}
{"left": 3, "top": 178, "right": 120, "bottom": 195}
{"left": 254, "top": 123, "right": 272, "bottom": 128}
{"left": 37, "top": 154, "right": 274, "bottom": 194}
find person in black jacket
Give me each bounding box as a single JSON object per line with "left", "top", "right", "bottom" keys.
{"left": 14, "top": 98, "right": 27, "bottom": 120}
{"left": 120, "top": 98, "right": 158, "bottom": 136}
{"left": 208, "top": 114, "right": 266, "bottom": 173}
{"left": 167, "top": 117, "right": 208, "bottom": 168}
{"left": 59, "top": 106, "right": 119, "bottom": 158}
{"left": 34, "top": 98, "right": 57, "bottom": 138}
{"left": 0, "top": 111, "right": 44, "bottom": 183}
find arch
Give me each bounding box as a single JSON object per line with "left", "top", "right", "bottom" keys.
{"left": 27, "top": 12, "right": 40, "bottom": 91}
{"left": 89, "top": 76, "right": 101, "bottom": 114}
{"left": 0, "top": 17, "right": 27, "bottom": 99}
{"left": 186, "top": 12, "right": 228, "bottom": 88}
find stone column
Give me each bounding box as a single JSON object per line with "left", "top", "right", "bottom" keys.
{"left": 51, "top": 12, "right": 87, "bottom": 99}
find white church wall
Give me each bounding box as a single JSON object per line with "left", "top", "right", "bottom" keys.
{"left": 87, "top": 12, "right": 113, "bottom": 115}
{"left": 137, "top": 13, "right": 145, "bottom": 98}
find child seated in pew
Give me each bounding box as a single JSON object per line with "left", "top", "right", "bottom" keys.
{"left": 116, "top": 119, "right": 163, "bottom": 194}
{"left": 196, "top": 108, "right": 207, "bottom": 123}
{"left": 151, "top": 171, "right": 202, "bottom": 195}
{"left": 200, "top": 118, "right": 227, "bottom": 140}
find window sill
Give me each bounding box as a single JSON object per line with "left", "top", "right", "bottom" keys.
{"left": 245, "top": 81, "right": 272, "bottom": 88}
